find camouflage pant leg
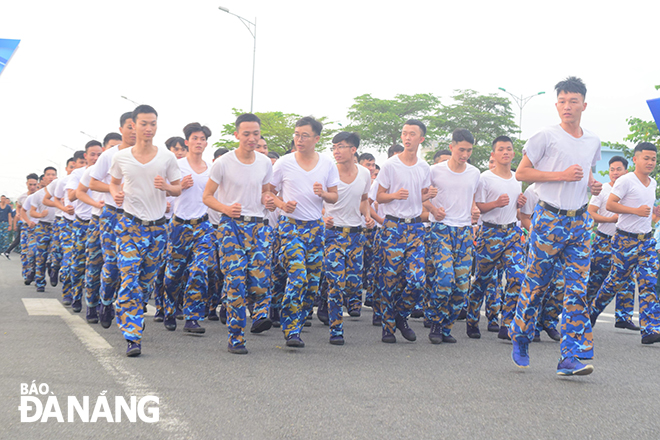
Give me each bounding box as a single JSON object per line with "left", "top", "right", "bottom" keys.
{"left": 21, "top": 224, "right": 36, "bottom": 281}
{"left": 586, "top": 233, "right": 612, "bottom": 311}
{"left": 70, "top": 219, "right": 90, "bottom": 302}
{"left": 0, "top": 221, "right": 9, "bottom": 252}
{"left": 636, "top": 239, "right": 660, "bottom": 337}
{"left": 115, "top": 216, "right": 166, "bottom": 342}
{"left": 207, "top": 225, "right": 224, "bottom": 312}
{"left": 467, "top": 228, "right": 503, "bottom": 327}
{"left": 362, "top": 228, "right": 376, "bottom": 303}
{"left": 182, "top": 221, "right": 214, "bottom": 320}
{"left": 278, "top": 218, "right": 324, "bottom": 339}
{"left": 49, "top": 218, "right": 64, "bottom": 269}
{"left": 420, "top": 227, "right": 434, "bottom": 312}
{"left": 59, "top": 221, "right": 74, "bottom": 299}
{"left": 163, "top": 222, "right": 194, "bottom": 318}
{"left": 614, "top": 277, "right": 636, "bottom": 323}
{"left": 34, "top": 223, "right": 53, "bottom": 289}
{"left": 99, "top": 208, "right": 121, "bottom": 305}
{"left": 85, "top": 218, "right": 103, "bottom": 307}
{"left": 371, "top": 228, "right": 383, "bottom": 319}
{"left": 325, "top": 230, "right": 364, "bottom": 337}
{"left": 246, "top": 223, "right": 272, "bottom": 322}
{"left": 380, "top": 221, "right": 425, "bottom": 335}
{"left": 536, "top": 261, "right": 564, "bottom": 332}
{"left": 269, "top": 228, "right": 286, "bottom": 310}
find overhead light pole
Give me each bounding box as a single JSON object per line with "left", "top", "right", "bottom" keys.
{"left": 219, "top": 6, "right": 257, "bottom": 113}
{"left": 498, "top": 88, "right": 545, "bottom": 138}
{"left": 80, "top": 131, "right": 96, "bottom": 139}
{"left": 121, "top": 95, "right": 140, "bottom": 106}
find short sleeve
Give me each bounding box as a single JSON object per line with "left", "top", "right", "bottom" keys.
{"left": 421, "top": 163, "right": 431, "bottom": 188}
{"left": 475, "top": 176, "right": 486, "bottom": 204}
{"left": 209, "top": 158, "right": 224, "bottom": 185}
{"left": 261, "top": 160, "right": 273, "bottom": 186}
{"left": 610, "top": 176, "right": 629, "bottom": 200}
{"left": 378, "top": 162, "right": 392, "bottom": 190}
{"left": 325, "top": 160, "right": 341, "bottom": 189}
{"left": 165, "top": 155, "right": 182, "bottom": 183}
{"left": 589, "top": 192, "right": 603, "bottom": 208}
{"left": 522, "top": 130, "right": 547, "bottom": 168}
{"left": 109, "top": 154, "right": 122, "bottom": 180}
{"left": 91, "top": 152, "right": 110, "bottom": 181}
{"left": 270, "top": 158, "right": 283, "bottom": 188}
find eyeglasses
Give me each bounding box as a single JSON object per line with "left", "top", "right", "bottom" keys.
{"left": 293, "top": 133, "right": 314, "bottom": 141}
{"left": 330, "top": 145, "right": 351, "bottom": 152}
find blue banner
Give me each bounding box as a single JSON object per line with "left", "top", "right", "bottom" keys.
{"left": 0, "top": 38, "right": 21, "bottom": 76}
{"left": 648, "top": 98, "right": 660, "bottom": 133}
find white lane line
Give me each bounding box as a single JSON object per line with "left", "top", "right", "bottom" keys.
{"left": 22, "top": 298, "right": 192, "bottom": 437}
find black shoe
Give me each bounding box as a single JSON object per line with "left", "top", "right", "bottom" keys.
{"left": 466, "top": 324, "right": 481, "bottom": 339}
{"left": 207, "top": 308, "right": 219, "bottom": 321}
{"left": 175, "top": 307, "right": 184, "bottom": 320}
{"left": 372, "top": 314, "right": 382, "bottom": 326}
{"left": 410, "top": 309, "right": 424, "bottom": 319}
{"left": 590, "top": 314, "right": 597, "bottom": 328}
{"left": 164, "top": 316, "right": 177, "bottom": 331}
{"left": 126, "top": 340, "right": 141, "bottom": 357}
{"left": 219, "top": 305, "right": 227, "bottom": 325}
{"left": 641, "top": 333, "right": 660, "bottom": 345}
{"left": 286, "top": 334, "right": 305, "bottom": 347}
{"left": 49, "top": 266, "right": 59, "bottom": 287}
{"left": 442, "top": 334, "right": 457, "bottom": 344}
{"left": 329, "top": 335, "right": 345, "bottom": 345}
{"left": 317, "top": 302, "right": 329, "bottom": 325}
{"left": 395, "top": 315, "right": 416, "bottom": 341}
{"left": 429, "top": 323, "right": 443, "bottom": 344}
{"left": 62, "top": 295, "right": 73, "bottom": 306}
{"left": 303, "top": 319, "right": 312, "bottom": 327}
{"left": 183, "top": 319, "right": 205, "bottom": 334}
{"left": 423, "top": 319, "right": 432, "bottom": 328}
{"left": 348, "top": 309, "right": 361, "bottom": 318}
{"left": 457, "top": 307, "right": 467, "bottom": 321}
{"left": 72, "top": 299, "right": 82, "bottom": 313}
{"left": 36, "top": 286, "right": 45, "bottom": 293}
{"left": 269, "top": 307, "right": 280, "bottom": 328}
{"left": 86, "top": 306, "right": 99, "bottom": 324}
{"left": 100, "top": 304, "right": 113, "bottom": 329}
{"left": 24, "top": 273, "right": 34, "bottom": 285}
{"left": 228, "top": 343, "right": 248, "bottom": 354}
{"left": 364, "top": 298, "right": 373, "bottom": 307}
{"left": 153, "top": 309, "right": 165, "bottom": 322}
{"left": 615, "top": 320, "right": 641, "bottom": 331}
{"left": 487, "top": 322, "right": 499, "bottom": 332}
{"left": 498, "top": 325, "right": 511, "bottom": 340}
{"left": 544, "top": 326, "right": 561, "bottom": 341}
{"left": 250, "top": 317, "right": 272, "bottom": 333}
{"left": 3, "top": 252, "right": 9, "bottom": 260}
{"left": 382, "top": 329, "right": 396, "bottom": 343}
{"left": 533, "top": 332, "right": 541, "bottom": 342}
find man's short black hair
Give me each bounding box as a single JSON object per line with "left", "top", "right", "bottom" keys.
{"left": 609, "top": 155, "right": 629, "bottom": 168}
{"left": 295, "top": 116, "right": 323, "bottom": 136}
{"left": 165, "top": 137, "right": 187, "bottom": 151}
{"left": 183, "top": 122, "right": 212, "bottom": 140}
{"left": 388, "top": 144, "right": 404, "bottom": 158}
{"left": 492, "top": 135, "right": 513, "bottom": 149}
{"left": 103, "top": 132, "right": 122, "bottom": 147}
{"left": 120, "top": 112, "right": 133, "bottom": 127}
{"left": 634, "top": 142, "right": 658, "bottom": 154}
{"left": 73, "top": 150, "right": 86, "bottom": 161}
{"left": 375, "top": 164, "right": 380, "bottom": 170}
{"left": 452, "top": 128, "right": 475, "bottom": 145}
{"left": 358, "top": 152, "right": 375, "bottom": 163}
{"left": 332, "top": 131, "right": 360, "bottom": 148}
{"left": 85, "top": 140, "right": 102, "bottom": 151}
{"left": 214, "top": 147, "right": 229, "bottom": 160}
{"left": 39, "top": 174, "right": 45, "bottom": 181}
{"left": 433, "top": 149, "right": 451, "bottom": 161}
{"left": 235, "top": 113, "right": 261, "bottom": 130}
{"left": 267, "top": 151, "right": 280, "bottom": 160}
{"left": 131, "top": 104, "right": 157, "bottom": 122}
{"left": 44, "top": 166, "right": 56, "bottom": 174}
{"left": 26, "top": 173, "right": 38, "bottom": 181}
{"left": 66, "top": 158, "right": 75, "bottom": 166}
{"left": 555, "top": 76, "right": 587, "bottom": 98}
{"left": 403, "top": 119, "right": 426, "bottom": 136}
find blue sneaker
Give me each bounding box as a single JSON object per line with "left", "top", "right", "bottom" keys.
{"left": 556, "top": 357, "right": 594, "bottom": 376}
{"left": 126, "top": 340, "right": 141, "bottom": 357}
{"left": 512, "top": 339, "right": 530, "bottom": 368}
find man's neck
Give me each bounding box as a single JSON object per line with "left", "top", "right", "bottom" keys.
{"left": 133, "top": 139, "right": 154, "bottom": 152}
{"left": 447, "top": 157, "right": 466, "bottom": 173}
{"left": 296, "top": 150, "right": 317, "bottom": 161}
{"left": 399, "top": 148, "right": 418, "bottom": 165}
{"left": 634, "top": 169, "right": 651, "bottom": 185}
{"left": 560, "top": 121, "right": 583, "bottom": 138}
{"left": 186, "top": 152, "right": 204, "bottom": 165}
{"left": 235, "top": 146, "right": 255, "bottom": 163}
{"left": 492, "top": 162, "right": 512, "bottom": 179}
{"left": 337, "top": 160, "right": 356, "bottom": 174}
{"left": 118, "top": 141, "right": 132, "bottom": 150}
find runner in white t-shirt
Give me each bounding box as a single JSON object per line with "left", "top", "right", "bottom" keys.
{"left": 204, "top": 113, "right": 275, "bottom": 354}
{"left": 16, "top": 174, "right": 39, "bottom": 284}
{"left": 107, "top": 105, "right": 181, "bottom": 357}
{"left": 591, "top": 143, "right": 660, "bottom": 344}
{"left": 29, "top": 168, "right": 58, "bottom": 293}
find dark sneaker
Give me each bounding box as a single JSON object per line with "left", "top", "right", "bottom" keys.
{"left": 329, "top": 335, "right": 345, "bottom": 345}
{"left": 641, "top": 333, "right": 660, "bottom": 345}
{"left": 250, "top": 317, "right": 272, "bottom": 334}
{"left": 317, "top": 302, "right": 329, "bottom": 325}
{"left": 303, "top": 318, "right": 312, "bottom": 327}
{"left": 49, "top": 266, "right": 59, "bottom": 287}
{"left": 207, "top": 308, "right": 219, "bottom": 321}
{"left": 429, "top": 323, "right": 443, "bottom": 344}
{"left": 269, "top": 307, "right": 280, "bottom": 328}
{"left": 457, "top": 307, "right": 467, "bottom": 321}
{"left": 615, "top": 320, "right": 640, "bottom": 331}
{"left": 512, "top": 339, "right": 530, "bottom": 368}
{"left": 442, "top": 334, "right": 457, "bottom": 343}
{"left": 372, "top": 314, "right": 382, "bottom": 326}
{"left": 126, "top": 341, "right": 141, "bottom": 357}
{"left": 487, "top": 322, "right": 499, "bottom": 332}
{"left": 100, "top": 304, "right": 113, "bottom": 329}
{"left": 36, "top": 286, "right": 45, "bottom": 293}
{"left": 544, "top": 326, "right": 561, "bottom": 342}
{"left": 381, "top": 329, "right": 396, "bottom": 343}
{"left": 153, "top": 309, "right": 165, "bottom": 322}
{"left": 423, "top": 319, "right": 432, "bottom": 328}
{"left": 183, "top": 319, "right": 205, "bottom": 334}
{"left": 557, "top": 356, "right": 593, "bottom": 376}
{"left": 395, "top": 315, "right": 416, "bottom": 342}
{"left": 466, "top": 324, "right": 481, "bottom": 339}
{"left": 228, "top": 344, "right": 248, "bottom": 355}
{"left": 286, "top": 334, "right": 305, "bottom": 348}
{"left": 219, "top": 305, "right": 227, "bottom": 325}
{"left": 364, "top": 298, "right": 373, "bottom": 307}
{"left": 86, "top": 306, "right": 99, "bottom": 324}
{"left": 62, "top": 295, "right": 73, "bottom": 306}
{"left": 498, "top": 326, "right": 511, "bottom": 340}
{"left": 3, "top": 252, "right": 10, "bottom": 260}
{"left": 24, "top": 273, "right": 34, "bottom": 285}
{"left": 589, "top": 314, "right": 597, "bottom": 328}
{"left": 164, "top": 316, "right": 177, "bottom": 331}
{"left": 348, "top": 309, "right": 361, "bottom": 318}
{"left": 410, "top": 309, "right": 424, "bottom": 319}
{"left": 533, "top": 332, "right": 541, "bottom": 342}
{"left": 72, "top": 299, "right": 82, "bottom": 313}
{"left": 175, "top": 307, "right": 184, "bottom": 320}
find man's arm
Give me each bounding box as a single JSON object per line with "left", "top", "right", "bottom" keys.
{"left": 202, "top": 178, "right": 241, "bottom": 218}
{"left": 606, "top": 193, "right": 651, "bottom": 217}
{"left": 89, "top": 177, "right": 110, "bottom": 193}
{"left": 515, "top": 154, "right": 583, "bottom": 184}
{"left": 587, "top": 204, "right": 618, "bottom": 224}
{"left": 377, "top": 184, "right": 408, "bottom": 204}
{"left": 76, "top": 183, "right": 104, "bottom": 209}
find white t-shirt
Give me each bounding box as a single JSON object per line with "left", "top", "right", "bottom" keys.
{"left": 324, "top": 164, "right": 371, "bottom": 228}
{"left": 521, "top": 183, "right": 539, "bottom": 216}
{"left": 30, "top": 188, "right": 56, "bottom": 224}
{"left": 51, "top": 175, "right": 76, "bottom": 221}
{"left": 90, "top": 145, "right": 122, "bottom": 208}
{"left": 210, "top": 150, "right": 273, "bottom": 218}
{"left": 66, "top": 167, "right": 93, "bottom": 221}
{"left": 377, "top": 155, "right": 431, "bottom": 220}
{"left": 524, "top": 124, "right": 601, "bottom": 210}
{"left": 611, "top": 172, "right": 657, "bottom": 234}
{"left": 110, "top": 147, "right": 181, "bottom": 221}
{"left": 429, "top": 161, "right": 480, "bottom": 227}
{"left": 173, "top": 157, "right": 212, "bottom": 220}
{"left": 22, "top": 193, "right": 38, "bottom": 223}
{"left": 588, "top": 181, "right": 617, "bottom": 236}
{"left": 476, "top": 170, "right": 522, "bottom": 225}
{"left": 271, "top": 152, "right": 340, "bottom": 222}
{"left": 80, "top": 165, "right": 104, "bottom": 217}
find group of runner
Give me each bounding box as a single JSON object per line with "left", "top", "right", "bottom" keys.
{"left": 7, "top": 75, "right": 660, "bottom": 377}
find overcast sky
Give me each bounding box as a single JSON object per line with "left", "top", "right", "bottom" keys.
{"left": 1, "top": 0, "right": 659, "bottom": 198}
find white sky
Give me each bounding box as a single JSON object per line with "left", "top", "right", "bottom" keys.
{"left": 1, "top": 0, "right": 659, "bottom": 198}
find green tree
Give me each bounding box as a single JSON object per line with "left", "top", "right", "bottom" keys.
{"left": 213, "top": 109, "right": 337, "bottom": 155}
{"left": 344, "top": 93, "right": 442, "bottom": 151}
{"left": 427, "top": 90, "right": 521, "bottom": 170}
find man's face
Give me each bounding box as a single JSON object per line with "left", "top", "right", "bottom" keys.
{"left": 449, "top": 141, "right": 473, "bottom": 164}
{"left": 27, "top": 179, "right": 38, "bottom": 193}
{"left": 186, "top": 131, "right": 208, "bottom": 156}
{"left": 255, "top": 138, "right": 268, "bottom": 155}
{"left": 44, "top": 169, "right": 57, "bottom": 185}
{"left": 85, "top": 146, "right": 103, "bottom": 166}
{"left": 1, "top": 196, "right": 7, "bottom": 205}
{"left": 492, "top": 141, "right": 514, "bottom": 165}
{"left": 75, "top": 158, "right": 86, "bottom": 169}
{"left": 633, "top": 150, "right": 657, "bottom": 176}
{"left": 401, "top": 125, "right": 424, "bottom": 150}
{"left": 293, "top": 125, "right": 319, "bottom": 153}
{"left": 359, "top": 159, "right": 376, "bottom": 178}
{"left": 609, "top": 161, "right": 627, "bottom": 182}
{"left": 555, "top": 91, "right": 586, "bottom": 125}
{"left": 435, "top": 154, "right": 451, "bottom": 164}
{"left": 270, "top": 157, "right": 277, "bottom": 166}
{"left": 119, "top": 119, "right": 136, "bottom": 147}
{"left": 105, "top": 139, "right": 121, "bottom": 151}
{"left": 488, "top": 157, "right": 496, "bottom": 170}
{"left": 331, "top": 140, "right": 355, "bottom": 164}
{"left": 135, "top": 113, "right": 157, "bottom": 142}
{"left": 235, "top": 121, "right": 261, "bottom": 152}
{"left": 65, "top": 161, "right": 75, "bottom": 175}
{"left": 169, "top": 143, "right": 187, "bottom": 159}
{"left": 373, "top": 168, "right": 380, "bottom": 179}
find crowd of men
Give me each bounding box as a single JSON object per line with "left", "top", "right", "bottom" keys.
{"left": 6, "top": 76, "right": 660, "bottom": 377}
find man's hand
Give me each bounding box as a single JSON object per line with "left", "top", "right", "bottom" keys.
{"left": 154, "top": 175, "right": 167, "bottom": 191}
{"left": 563, "top": 164, "right": 584, "bottom": 182}
{"left": 262, "top": 193, "right": 276, "bottom": 212}
{"left": 393, "top": 188, "right": 409, "bottom": 200}
{"left": 589, "top": 179, "right": 602, "bottom": 196}
{"left": 313, "top": 182, "right": 324, "bottom": 198}
{"left": 365, "top": 217, "right": 375, "bottom": 229}
{"left": 471, "top": 206, "right": 481, "bottom": 224}
{"left": 517, "top": 194, "right": 527, "bottom": 208}
{"left": 28, "top": 221, "right": 36, "bottom": 228}
{"left": 637, "top": 205, "right": 652, "bottom": 217}
{"left": 324, "top": 216, "right": 334, "bottom": 228}
{"left": 181, "top": 175, "right": 194, "bottom": 190}
{"left": 224, "top": 203, "right": 242, "bottom": 218}
{"left": 114, "top": 191, "right": 124, "bottom": 207}
{"left": 431, "top": 206, "right": 446, "bottom": 221}
{"left": 494, "top": 194, "right": 510, "bottom": 208}
{"left": 283, "top": 201, "right": 297, "bottom": 214}
{"left": 426, "top": 186, "right": 438, "bottom": 199}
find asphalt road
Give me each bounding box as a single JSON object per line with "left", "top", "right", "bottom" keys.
{"left": 1, "top": 256, "right": 659, "bottom": 440}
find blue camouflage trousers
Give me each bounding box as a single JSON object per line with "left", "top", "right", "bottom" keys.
{"left": 591, "top": 233, "right": 660, "bottom": 337}
{"left": 164, "top": 218, "right": 214, "bottom": 321}
{"left": 427, "top": 223, "right": 473, "bottom": 336}
{"left": 362, "top": 228, "right": 377, "bottom": 304}
{"left": 278, "top": 217, "right": 323, "bottom": 339}
{"left": 115, "top": 215, "right": 167, "bottom": 342}
{"left": 59, "top": 220, "right": 74, "bottom": 300}
{"left": 0, "top": 221, "right": 10, "bottom": 252}
{"left": 70, "top": 218, "right": 90, "bottom": 302}
{"left": 325, "top": 228, "right": 365, "bottom": 337}
{"left": 49, "top": 218, "right": 65, "bottom": 269}
{"left": 535, "top": 260, "right": 564, "bottom": 334}
{"left": 467, "top": 225, "right": 524, "bottom": 328}
{"left": 380, "top": 220, "right": 426, "bottom": 335}
{"left": 207, "top": 225, "right": 224, "bottom": 314}
{"left": 219, "top": 217, "right": 272, "bottom": 348}
{"left": 20, "top": 222, "right": 36, "bottom": 282}
{"left": 511, "top": 205, "right": 594, "bottom": 360}
{"left": 100, "top": 207, "right": 122, "bottom": 305}
{"left": 85, "top": 217, "right": 103, "bottom": 307}
{"left": 34, "top": 222, "right": 53, "bottom": 289}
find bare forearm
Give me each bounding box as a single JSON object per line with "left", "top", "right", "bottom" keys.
{"left": 516, "top": 167, "right": 565, "bottom": 184}
{"left": 89, "top": 179, "right": 110, "bottom": 193}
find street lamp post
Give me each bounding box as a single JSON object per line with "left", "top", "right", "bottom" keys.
{"left": 219, "top": 6, "right": 256, "bottom": 113}
{"left": 121, "top": 95, "right": 140, "bottom": 106}
{"left": 498, "top": 88, "right": 545, "bottom": 138}
{"left": 80, "top": 131, "right": 96, "bottom": 140}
